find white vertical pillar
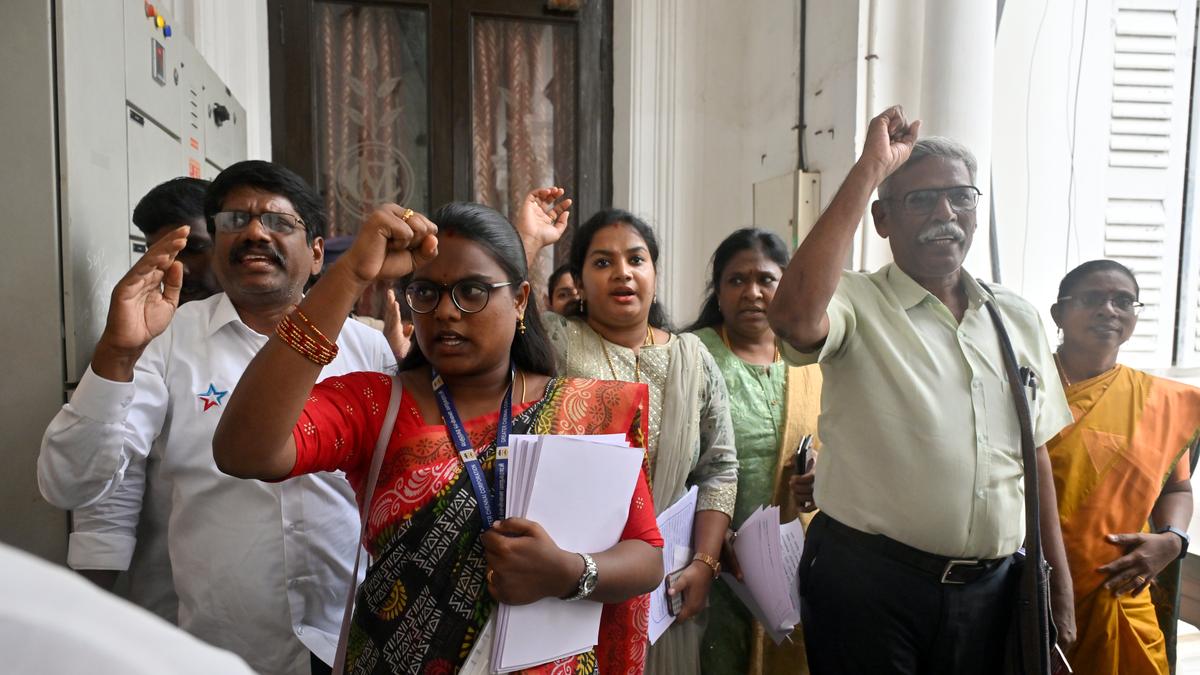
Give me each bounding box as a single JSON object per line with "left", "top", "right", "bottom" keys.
{"left": 918, "top": 0, "right": 996, "bottom": 279}
{"left": 612, "top": 0, "right": 686, "bottom": 318}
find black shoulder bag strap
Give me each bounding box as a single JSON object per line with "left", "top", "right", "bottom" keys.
{"left": 980, "top": 283, "right": 1054, "bottom": 675}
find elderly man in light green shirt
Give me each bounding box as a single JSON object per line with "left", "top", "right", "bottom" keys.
{"left": 769, "top": 107, "right": 1076, "bottom": 675}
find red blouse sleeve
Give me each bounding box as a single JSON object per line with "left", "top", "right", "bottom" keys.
{"left": 618, "top": 382, "right": 662, "bottom": 547}
{"left": 619, "top": 469, "right": 663, "bottom": 547}
{"left": 288, "top": 371, "right": 392, "bottom": 479}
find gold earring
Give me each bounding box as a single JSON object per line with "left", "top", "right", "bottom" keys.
{"left": 518, "top": 316, "right": 527, "bottom": 335}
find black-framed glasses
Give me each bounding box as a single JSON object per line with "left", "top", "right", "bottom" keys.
{"left": 887, "top": 186, "right": 982, "bottom": 214}
{"left": 1059, "top": 291, "right": 1145, "bottom": 316}
{"left": 404, "top": 279, "right": 514, "bottom": 314}
{"left": 211, "top": 211, "right": 306, "bottom": 235}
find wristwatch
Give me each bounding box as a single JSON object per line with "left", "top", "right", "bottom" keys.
{"left": 565, "top": 553, "right": 598, "bottom": 602}
{"left": 1158, "top": 525, "right": 1190, "bottom": 560}
{"left": 693, "top": 552, "right": 721, "bottom": 579}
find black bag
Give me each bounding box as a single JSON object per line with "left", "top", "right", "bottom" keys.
{"left": 981, "top": 291, "right": 1056, "bottom": 675}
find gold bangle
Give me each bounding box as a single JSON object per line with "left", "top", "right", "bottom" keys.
{"left": 693, "top": 552, "right": 721, "bottom": 579}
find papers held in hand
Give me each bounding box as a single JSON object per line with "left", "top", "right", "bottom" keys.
{"left": 722, "top": 507, "right": 806, "bottom": 645}
{"left": 647, "top": 486, "right": 698, "bottom": 644}
{"left": 490, "top": 434, "right": 643, "bottom": 673}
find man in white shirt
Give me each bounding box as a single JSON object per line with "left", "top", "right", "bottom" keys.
{"left": 39, "top": 160, "right": 394, "bottom": 675}
{"left": 69, "top": 176, "right": 216, "bottom": 623}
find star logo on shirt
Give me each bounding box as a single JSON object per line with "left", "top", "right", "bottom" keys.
{"left": 197, "top": 383, "right": 229, "bottom": 412}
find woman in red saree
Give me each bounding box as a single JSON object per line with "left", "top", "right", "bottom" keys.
{"left": 1048, "top": 260, "right": 1200, "bottom": 675}
{"left": 214, "top": 198, "right": 664, "bottom": 674}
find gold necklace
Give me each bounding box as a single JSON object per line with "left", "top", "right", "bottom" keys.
{"left": 600, "top": 337, "right": 641, "bottom": 383}
{"left": 600, "top": 326, "right": 655, "bottom": 383}
{"left": 1053, "top": 352, "right": 1073, "bottom": 388}
{"left": 720, "top": 325, "right": 780, "bottom": 364}
{"left": 519, "top": 370, "right": 527, "bottom": 402}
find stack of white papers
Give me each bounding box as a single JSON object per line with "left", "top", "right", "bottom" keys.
{"left": 647, "top": 486, "right": 698, "bottom": 644}
{"left": 489, "top": 434, "right": 644, "bottom": 673}
{"left": 721, "top": 507, "right": 806, "bottom": 645}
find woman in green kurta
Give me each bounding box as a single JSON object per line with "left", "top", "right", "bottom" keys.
{"left": 689, "top": 228, "right": 822, "bottom": 675}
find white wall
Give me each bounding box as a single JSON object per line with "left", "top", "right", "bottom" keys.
{"left": 0, "top": 0, "right": 69, "bottom": 562}
{"left": 803, "top": 0, "right": 997, "bottom": 275}
{"left": 992, "top": 0, "right": 1110, "bottom": 339}
{"left": 800, "top": 0, "right": 866, "bottom": 214}
{"left": 993, "top": 0, "right": 1197, "bottom": 369}
{"left": 613, "top": 0, "right": 802, "bottom": 325}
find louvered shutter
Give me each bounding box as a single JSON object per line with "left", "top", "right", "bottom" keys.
{"left": 1106, "top": 0, "right": 1195, "bottom": 367}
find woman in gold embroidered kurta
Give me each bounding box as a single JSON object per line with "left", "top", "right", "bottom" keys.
{"left": 517, "top": 196, "right": 739, "bottom": 675}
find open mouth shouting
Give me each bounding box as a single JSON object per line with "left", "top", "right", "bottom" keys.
{"left": 432, "top": 329, "right": 470, "bottom": 352}
{"left": 610, "top": 286, "right": 639, "bottom": 305}
{"left": 231, "top": 245, "right": 284, "bottom": 272}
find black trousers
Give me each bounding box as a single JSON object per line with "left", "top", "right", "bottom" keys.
{"left": 799, "top": 513, "right": 1016, "bottom": 675}
{"left": 311, "top": 651, "right": 332, "bottom": 675}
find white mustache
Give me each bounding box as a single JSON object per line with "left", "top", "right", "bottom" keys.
{"left": 916, "top": 223, "right": 966, "bottom": 244}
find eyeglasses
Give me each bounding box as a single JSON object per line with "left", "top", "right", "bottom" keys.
{"left": 1058, "top": 291, "right": 1145, "bottom": 315}
{"left": 404, "top": 279, "right": 514, "bottom": 314}
{"left": 887, "top": 186, "right": 982, "bottom": 214}
{"left": 211, "top": 211, "right": 306, "bottom": 235}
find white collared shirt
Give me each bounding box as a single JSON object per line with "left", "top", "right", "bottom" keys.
{"left": 39, "top": 293, "right": 395, "bottom": 675}
{"left": 68, "top": 443, "right": 177, "bottom": 623}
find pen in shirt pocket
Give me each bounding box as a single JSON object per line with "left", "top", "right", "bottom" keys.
{"left": 1018, "top": 366, "right": 1037, "bottom": 402}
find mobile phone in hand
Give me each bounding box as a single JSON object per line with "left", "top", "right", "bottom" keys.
{"left": 665, "top": 569, "right": 685, "bottom": 616}
{"left": 795, "top": 435, "right": 814, "bottom": 475}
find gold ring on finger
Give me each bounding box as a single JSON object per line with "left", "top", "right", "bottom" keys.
{"left": 1135, "top": 575, "right": 1146, "bottom": 585}
{"left": 402, "top": 208, "right": 415, "bottom": 221}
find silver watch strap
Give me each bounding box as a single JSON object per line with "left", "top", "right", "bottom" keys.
{"left": 565, "top": 552, "right": 597, "bottom": 602}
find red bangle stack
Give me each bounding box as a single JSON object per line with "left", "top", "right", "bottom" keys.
{"left": 275, "top": 308, "right": 339, "bottom": 366}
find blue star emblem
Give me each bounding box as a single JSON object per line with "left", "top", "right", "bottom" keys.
{"left": 197, "top": 383, "right": 229, "bottom": 411}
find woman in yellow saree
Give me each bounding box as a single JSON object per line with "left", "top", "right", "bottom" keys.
{"left": 1049, "top": 260, "right": 1200, "bottom": 675}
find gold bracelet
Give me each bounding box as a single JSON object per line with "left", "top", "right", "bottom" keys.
{"left": 693, "top": 552, "right": 721, "bottom": 579}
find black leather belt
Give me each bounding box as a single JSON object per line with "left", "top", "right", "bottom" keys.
{"left": 820, "top": 514, "right": 1008, "bottom": 585}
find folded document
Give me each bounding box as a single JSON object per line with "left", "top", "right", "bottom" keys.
{"left": 721, "top": 506, "right": 805, "bottom": 645}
